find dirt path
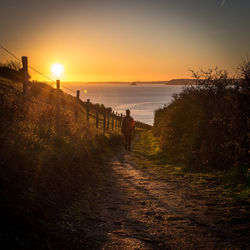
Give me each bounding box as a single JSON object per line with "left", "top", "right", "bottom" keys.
{"left": 85, "top": 138, "right": 249, "bottom": 249}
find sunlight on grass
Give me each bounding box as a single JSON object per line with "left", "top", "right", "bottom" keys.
{"left": 132, "top": 130, "right": 183, "bottom": 176}
{"left": 132, "top": 130, "right": 250, "bottom": 201}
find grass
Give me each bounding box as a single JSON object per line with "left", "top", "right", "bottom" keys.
{"left": 132, "top": 130, "right": 250, "bottom": 201}
{"left": 132, "top": 130, "right": 187, "bottom": 176}
{"left": 0, "top": 77, "right": 123, "bottom": 249}
{"left": 1, "top": 74, "right": 248, "bottom": 248}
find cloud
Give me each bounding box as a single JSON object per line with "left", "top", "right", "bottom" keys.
{"left": 219, "top": 0, "right": 227, "bottom": 7}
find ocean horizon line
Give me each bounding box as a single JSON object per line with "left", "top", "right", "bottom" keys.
{"left": 59, "top": 79, "right": 195, "bottom": 85}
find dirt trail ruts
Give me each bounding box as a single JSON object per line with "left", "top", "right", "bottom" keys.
{"left": 87, "top": 142, "right": 249, "bottom": 249}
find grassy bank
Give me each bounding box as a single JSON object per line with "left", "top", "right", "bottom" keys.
{"left": 132, "top": 130, "right": 250, "bottom": 201}
{"left": 0, "top": 76, "right": 122, "bottom": 249}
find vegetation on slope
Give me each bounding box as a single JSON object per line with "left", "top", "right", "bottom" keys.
{"left": 0, "top": 69, "right": 122, "bottom": 248}
{"left": 133, "top": 130, "right": 249, "bottom": 200}
{"left": 153, "top": 62, "right": 249, "bottom": 189}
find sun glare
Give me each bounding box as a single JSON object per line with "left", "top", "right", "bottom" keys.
{"left": 51, "top": 63, "right": 64, "bottom": 77}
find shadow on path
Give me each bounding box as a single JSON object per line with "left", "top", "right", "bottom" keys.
{"left": 88, "top": 137, "right": 249, "bottom": 249}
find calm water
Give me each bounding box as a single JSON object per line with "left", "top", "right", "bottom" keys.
{"left": 63, "top": 84, "right": 184, "bottom": 125}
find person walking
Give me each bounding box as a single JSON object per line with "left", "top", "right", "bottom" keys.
{"left": 121, "top": 109, "right": 135, "bottom": 151}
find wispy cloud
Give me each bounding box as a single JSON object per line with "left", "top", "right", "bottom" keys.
{"left": 219, "top": 0, "right": 227, "bottom": 7}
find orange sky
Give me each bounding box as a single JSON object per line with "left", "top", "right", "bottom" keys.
{"left": 1, "top": 0, "right": 249, "bottom": 82}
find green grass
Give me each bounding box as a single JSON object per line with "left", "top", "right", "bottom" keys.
{"left": 132, "top": 130, "right": 250, "bottom": 201}
{"left": 132, "top": 130, "right": 187, "bottom": 176}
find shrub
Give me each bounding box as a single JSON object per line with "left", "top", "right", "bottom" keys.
{"left": 154, "top": 62, "right": 250, "bottom": 173}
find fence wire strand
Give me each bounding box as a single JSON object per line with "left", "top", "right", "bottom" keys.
{"left": 0, "top": 43, "right": 152, "bottom": 130}
{"left": 0, "top": 43, "right": 76, "bottom": 94}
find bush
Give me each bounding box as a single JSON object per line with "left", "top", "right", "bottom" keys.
{"left": 154, "top": 62, "right": 250, "bottom": 174}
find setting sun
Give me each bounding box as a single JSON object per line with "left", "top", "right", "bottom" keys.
{"left": 51, "top": 63, "right": 64, "bottom": 77}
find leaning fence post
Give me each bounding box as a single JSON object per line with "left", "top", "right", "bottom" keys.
{"left": 75, "top": 90, "right": 80, "bottom": 122}
{"left": 22, "top": 56, "right": 28, "bottom": 103}
{"left": 56, "top": 80, "right": 61, "bottom": 132}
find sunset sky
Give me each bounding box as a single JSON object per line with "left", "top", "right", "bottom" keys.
{"left": 1, "top": 0, "right": 249, "bottom": 82}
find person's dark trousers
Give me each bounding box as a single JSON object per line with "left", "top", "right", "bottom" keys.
{"left": 124, "top": 131, "right": 132, "bottom": 151}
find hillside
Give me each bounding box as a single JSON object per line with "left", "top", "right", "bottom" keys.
{"left": 153, "top": 64, "right": 250, "bottom": 194}
{"left": 1, "top": 63, "right": 248, "bottom": 248}
{"left": 166, "top": 79, "right": 196, "bottom": 85}
{"left": 0, "top": 76, "right": 124, "bottom": 248}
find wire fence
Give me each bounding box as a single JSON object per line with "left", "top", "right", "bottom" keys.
{"left": 0, "top": 43, "right": 152, "bottom": 132}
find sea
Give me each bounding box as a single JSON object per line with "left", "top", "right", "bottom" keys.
{"left": 63, "top": 83, "right": 184, "bottom": 125}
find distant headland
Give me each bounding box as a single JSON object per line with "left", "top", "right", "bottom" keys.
{"left": 63, "top": 79, "right": 196, "bottom": 85}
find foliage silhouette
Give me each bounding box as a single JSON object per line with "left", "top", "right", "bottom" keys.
{"left": 154, "top": 61, "right": 249, "bottom": 181}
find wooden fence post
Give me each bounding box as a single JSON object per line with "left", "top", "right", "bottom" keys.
{"left": 86, "top": 99, "right": 90, "bottom": 125}
{"left": 103, "top": 110, "right": 106, "bottom": 133}
{"left": 56, "top": 80, "right": 61, "bottom": 132}
{"left": 115, "top": 112, "right": 118, "bottom": 129}
{"left": 22, "top": 56, "right": 28, "bottom": 103}
{"left": 117, "top": 112, "right": 119, "bottom": 129}
{"left": 120, "top": 113, "right": 123, "bottom": 128}
{"left": 107, "top": 111, "right": 110, "bottom": 130}
{"left": 96, "top": 110, "right": 99, "bottom": 128}
{"left": 112, "top": 111, "right": 114, "bottom": 130}
{"left": 117, "top": 114, "right": 121, "bottom": 128}
{"left": 75, "top": 90, "right": 80, "bottom": 122}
